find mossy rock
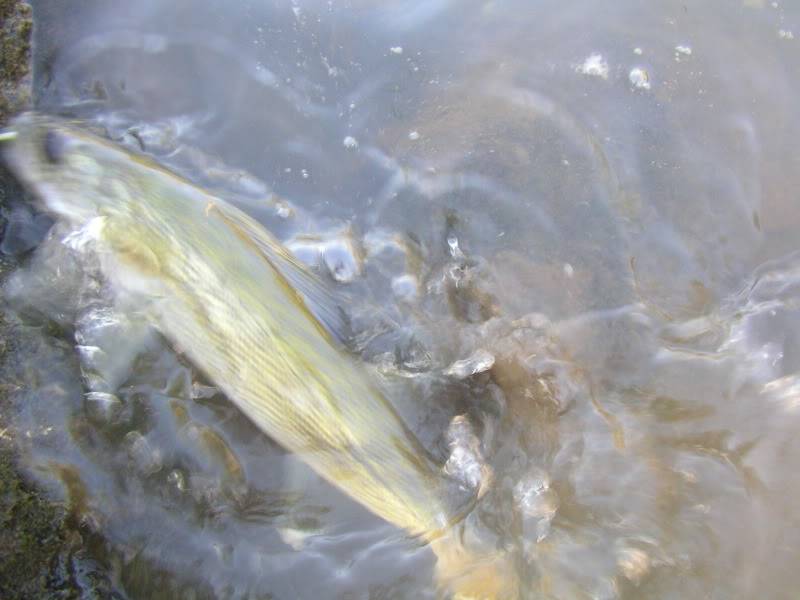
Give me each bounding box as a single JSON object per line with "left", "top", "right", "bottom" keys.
{"left": 0, "top": 6, "right": 73, "bottom": 595}
{"left": 0, "top": 0, "right": 32, "bottom": 124}
{"left": 0, "top": 448, "right": 68, "bottom": 598}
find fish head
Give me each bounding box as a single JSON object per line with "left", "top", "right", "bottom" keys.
{"left": 1, "top": 112, "right": 139, "bottom": 226}
{"left": 1, "top": 112, "right": 177, "bottom": 289}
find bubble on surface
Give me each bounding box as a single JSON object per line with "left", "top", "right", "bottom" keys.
{"left": 323, "top": 238, "right": 362, "bottom": 283}
{"left": 167, "top": 469, "right": 187, "bottom": 493}
{"left": 628, "top": 67, "right": 651, "bottom": 90}
{"left": 286, "top": 230, "right": 363, "bottom": 283}
{"left": 446, "top": 233, "right": 464, "bottom": 259}
{"left": 576, "top": 53, "right": 609, "bottom": 79}
{"left": 342, "top": 135, "right": 359, "bottom": 149}
{"left": 274, "top": 199, "right": 293, "bottom": 219}
{"left": 674, "top": 44, "right": 692, "bottom": 60}
{"left": 391, "top": 274, "right": 419, "bottom": 301}
{"left": 277, "top": 526, "right": 316, "bottom": 551}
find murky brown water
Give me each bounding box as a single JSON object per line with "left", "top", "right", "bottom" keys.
{"left": 2, "top": 0, "right": 800, "bottom": 598}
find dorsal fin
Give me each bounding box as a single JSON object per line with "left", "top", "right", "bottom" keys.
{"left": 206, "top": 200, "right": 350, "bottom": 346}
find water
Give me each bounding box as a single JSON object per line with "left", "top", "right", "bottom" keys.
{"left": 2, "top": 0, "right": 800, "bottom": 597}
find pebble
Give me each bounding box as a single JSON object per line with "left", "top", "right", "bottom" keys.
{"left": 124, "top": 431, "right": 163, "bottom": 476}
{"left": 617, "top": 547, "right": 651, "bottom": 583}
{"left": 84, "top": 392, "right": 124, "bottom": 426}
{"left": 444, "top": 415, "right": 489, "bottom": 492}
{"left": 445, "top": 349, "right": 496, "bottom": 379}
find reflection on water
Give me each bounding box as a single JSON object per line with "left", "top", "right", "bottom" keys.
{"left": 3, "top": 0, "right": 800, "bottom": 597}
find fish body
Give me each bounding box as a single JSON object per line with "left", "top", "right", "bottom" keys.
{"left": 1, "top": 113, "right": 516, "bottom": 597}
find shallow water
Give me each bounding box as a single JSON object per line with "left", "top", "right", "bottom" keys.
{"left": 3, "top": 0, "right": 800, "bottom": 597}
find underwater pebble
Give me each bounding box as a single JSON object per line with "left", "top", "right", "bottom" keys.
{"left": 164, "top": 367, "right": 192, "bottom": 399}
{"left": 75, "top": 306, "right": 154, "bottom": 391}
{"left": 617, "top": 547, "right": 651, "bottom": 583}
{"left": 444, "top": 415, "right": 490, "bottom": 492}
{"left": 445, "top": 349, "right": 495, "bottom": 379}
{"left": 124, "top": 431, "right": 163, "bottom": 476}
{"left": 390, "top": 46, "right": 403, "bottom": 55}
{"left": 514, "top": 473, "right": 558, "bottom": 519}
{"left": 84, "top": 392, "right": 124, "bottom": 427}
{"left": 515, "top": 470, "right": 559, "bottom": 542}
{"left": 0, "top": 209, "right": 52, "bottom": 256}
{"left": 191, "top": 382, "right": 219, "bottom": 400}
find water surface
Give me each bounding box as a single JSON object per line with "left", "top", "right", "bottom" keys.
{"left": 3, "top": 0, "right": 800, "bottom": 597}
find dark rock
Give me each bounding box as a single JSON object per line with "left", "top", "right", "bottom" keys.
{"left": 0, "top": 204, "right": 53, "bottom": 255}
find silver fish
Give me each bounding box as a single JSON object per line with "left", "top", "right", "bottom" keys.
{"left": 1, "top": 112, "right": 516, "bottom": 598}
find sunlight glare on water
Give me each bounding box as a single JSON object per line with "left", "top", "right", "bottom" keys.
{"left": 2, "top": 0, "right": 800, "bottom": 598}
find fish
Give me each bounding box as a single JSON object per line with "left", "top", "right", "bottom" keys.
{"left": 1, "top": 113, "right": 517, "bottom": 598}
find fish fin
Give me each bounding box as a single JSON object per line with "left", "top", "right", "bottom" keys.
{"left": 207, "top": 200, "right": 351, "bottom": 345}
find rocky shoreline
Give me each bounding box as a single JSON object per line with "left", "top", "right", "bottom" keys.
{"left": 0, "top": 2, "right": 81, "bottom": 597}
